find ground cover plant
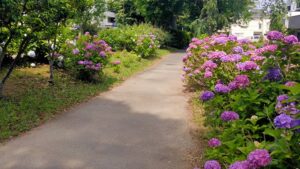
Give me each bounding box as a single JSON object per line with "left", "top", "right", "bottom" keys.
{"left": 183, "top": 31, "right": 300, "bottom": 169}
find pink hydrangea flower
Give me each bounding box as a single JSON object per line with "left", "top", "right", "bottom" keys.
{"left": 236, "top": 61, "right": 259, "bottom": 71}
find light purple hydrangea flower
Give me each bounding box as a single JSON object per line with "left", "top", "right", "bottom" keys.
{"left": 247, "top": 149, "right": 272, "bottom": 168}
{"left": 204, "top": 160, "right": 221, "bottom": 169}
{"left": 228, "top": 35, "right": 238, "bottom": 41}
{"left": 73, "top": 48, "right": 80, "bottom": 55}
{"left": 208, "top": 51, "right": 227, "bottom": 59}
{"left": 277, "top": 94, "right": 289, "bottom": 102}
{"left": 285, "top": 81, "right": 297, "bottom": 87}
{"left": 229, "top": 160, "right": 250, "bottom": 169}
{"left": 201, "top": 60, "right": 218, "bottom": 70}
{"left": 251, "top": 55, "right": 265, "bottom": 61}
{"left": 238, "top": 39, "right": 251, "bottom": 44}
{"left": 284, "top": 35, "right": 298, "bottom": 44}
{"left": 204, "top": 70, "right": 213, "bottom": 78}
{"left": 215, "top": 84, "right": 231, "bottom": 93}
{"left": 267, "top": 31, "right": 284, "bottom": 40}
{"left": 236, "top": 61, "right": 259, "bottom": 71}
{"left": 200, "top": 91, "right": 215, "bottom": 101}
{"left": 233, "top": 46, "right": 244, "bottom": 54}
{"left": 112, "top": 60, "right": 121, "bottom": 65}
{"left": 99, "top": 51, "right": 106, "bottom": 57}
{"left": 274, "top": 114, "right": 294, "bottom": 128}
{"left": 208, "top": 138, "right": 221, "bottom": 148}
{"left": 234, "top": 75, "right": 250, "bottom": 88}
{"left": 214, "top": 37, "right": 229, "bottom": 44}
{"left": 221, "top": 111, "right": 239, "bottom": 121}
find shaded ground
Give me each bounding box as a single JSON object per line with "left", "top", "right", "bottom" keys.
{"left": 0, "top": 52, "right": 195, "bottom": 169}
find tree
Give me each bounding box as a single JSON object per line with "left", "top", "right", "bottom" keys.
{"left": 263, "top": 0, "right": 287, "bottom": 32}
{"left": 0, "top": 0, "right": 75, "bottom": 97}
{"left": 107, "top": 0, "right": 144, "bottom": 25}
{"left": 134, "top": 0, "right": 185, "bottom": 30}
{"left": 71, "top": 0, "right": 106, "bottom": 33}
{"left": 191, "top": 0, "right": 253, "bottom": 35}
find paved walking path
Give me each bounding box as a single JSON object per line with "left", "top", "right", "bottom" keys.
{"left": 0, "top": 52, "right": 194, "bottom": 169}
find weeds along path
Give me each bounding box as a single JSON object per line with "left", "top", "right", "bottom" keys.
{"left": 0, "top": 52, "right": 194, "bottom": 169}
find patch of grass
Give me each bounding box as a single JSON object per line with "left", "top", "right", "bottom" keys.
{"left": 0, "top": 49, "right": 173, "bottom": 141}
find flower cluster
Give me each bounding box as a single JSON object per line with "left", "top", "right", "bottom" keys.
{"left": 135, "top": 33, "right": 159, "bottom": 58}
{"left": 188, "top": 31, "right": 300, "bottom": 169}
{"left": 65, "top": 32, "right": 112, "bottom": 81}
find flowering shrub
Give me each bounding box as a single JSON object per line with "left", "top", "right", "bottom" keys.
{"left": 184, "top": 31, "right": 300, "bottom": 168}
{"left": 64, "top": 32, "right": 112, "bottom": 82}
{"left": 135, "top": 34, "right": 159, "bottom": 58}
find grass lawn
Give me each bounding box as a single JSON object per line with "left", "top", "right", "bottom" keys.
{"left": 0, "top": 49, "right": 174, "bottom": 142}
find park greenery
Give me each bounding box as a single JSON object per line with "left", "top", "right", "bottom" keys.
{"left": 1, "top": 0, "right": 300, "bottom": 168}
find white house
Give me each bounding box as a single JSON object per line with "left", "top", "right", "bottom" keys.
{"left": 229, "top": 8, "right": 270, "bottom": 41}
{"left": 100, "top": 11, "right": 116, "bottom": 28}
{"left": 285, "top": 0, "right": 300, "bottom": 38}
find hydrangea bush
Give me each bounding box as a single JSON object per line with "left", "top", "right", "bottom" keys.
{"left": 64, "top": 32, "right": 112, "bottom": 82}
{"left": 135, "top": 34, "right": 159, "bottom": 58}
{"left": 184, "top": 31, "right": 300, "bottom": 168}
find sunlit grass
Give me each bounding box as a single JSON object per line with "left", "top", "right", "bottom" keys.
{"left": 0, "top": 49, "right": 173, "bottom": 141}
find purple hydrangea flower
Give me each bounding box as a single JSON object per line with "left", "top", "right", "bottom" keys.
{"left": 208, "top": 51, "right": 227, "bottom": 59}
{"left": 229, "top": 161, "right": 250, "bottom": 169}
{"left": 256, "top": 44, "right": 278, "bottom": 54}
{"left": 228, "top": 35, "right": 238, "bottom": 41}
{"left": 263, "top": 67, "right": 282, "bottom": 81}
{"left": 99, "top": 51, "right": 106, "bottom": 57}
{"left": 267, "top": 31, "right": 284, "bottom": 40}
{"left": 277, "top": 94, "right": 289, "bottom": 102}
{"left": 221, "top": 111, "right": 239, "bottom": 121}
{"left": 112, "top": 60, "right": 121, "bottom": 65}
{"left": 234, "top": 75, "right": 250, "bottom": 88}
{"left": 204, "top": 70, "right": 213, "bottom": 78}
{"left": 274, "top": 114, "right": 294, "bottom": 128}
{"left": 200, "top": 91, "right": 215, "bottom": 101}
{"left": 236, "top": 61, "right": 259, "bottom": 71}
{"left": 285, "top": 81, "right": 297, "bottom": 87}
{"left": 215, "top": 84, "right": 231, "bottom": 93}
{"left": 221, "top": 54, "right": 242, "bottom": 62}
{"left": 233, "top": 46, "right": 244, "bottom": 54}
{"left": 204, "top": 160, "right": 221, "bottom": 169}
{"left": 214, "top": 37, "right": 229, "bottom": 44}
{"left": 73, "top": 48, "right": 80, "bottom": 55}
{"left": 247, "top": 149, "right": 272, "bottom": 168}
{"left": 238, "top": 39, "right": 251, "bottom": 44}
{"left": 284, "top": 35, "right": 298, "bottom": 44}
{"left": 201, "top": 60, "right": 218, "bottom": 70}
{"left": 208, "top": 138, "right": 221, "bottom": 148}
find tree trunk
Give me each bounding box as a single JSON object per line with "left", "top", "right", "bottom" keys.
{"left": 48, "top": 59, "right": 54, "bottom": 85}
{"left": 0, "top": 33, "right": 13, "bottom": 71}
{"left": 0, "top": 37, "right": 30, "bottom": 99}
{"left": 0, "top": 82, "right": 4, "bottom": 99}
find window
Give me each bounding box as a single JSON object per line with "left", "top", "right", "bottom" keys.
{"left": 287, "top": 6, "right": 291, "bottom": 11}
{"left": 253, "top": 32, "right": 262, "bottom": 39}
{"left": 297, "top": 2, "right": 300, "bottom": 11}
{"left": 108, "top": 17, "right": 115, "bottom": 24}
{"left": 259, "top": 23, "right": 262, "bottom": 29}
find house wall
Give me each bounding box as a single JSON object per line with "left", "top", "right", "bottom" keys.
{"left": 230, "top": 19, "right": 270, "bottom": 40}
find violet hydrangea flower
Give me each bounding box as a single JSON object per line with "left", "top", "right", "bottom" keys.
{"left": 267, "top": 31, "right": 284, "bottom": 41}
{"left": 208, "top": 138, "right": 221, "bottom": 148}
{"left": 274, "top": 114, "right": 294, "bottom": 128}
{"left": 215, "top": 84, "right": 231, "bottom": 93}
{"left": 247, "top": 149, "right": 272, "bottom": 168}
{"left": 201, "top": 60, "right": 218, "bottom": 70}
{"left": 236, "top": 61, "right": 259, "bottom": 71}
{"left": 73, "top": 48, "right": 80, "bottom": 55}
{"left": 200, "top": 91, "right": 215, "bottom": 101}
{"left": 208, "top": 51, "right": 227, "bottom": 59}
{"left": 204, "top": 160, "right": 221, "bottom": 169}
{"left": 229, "top": 161, "right": 250, "bottom": 169}
{"left": 221, "top": 111, "right": 239, "bottom": 121}
{"left": 263, "top": 67, "right": 282, "bottom": 81}
{"left": 284, "top": 35, "right": 298, "bottom": 44}
{"left": 233, "top": 46, "right": 244, "bottom": 54}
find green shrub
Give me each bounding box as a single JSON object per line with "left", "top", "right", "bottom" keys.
{"left": 98, "top": 24, "right": 172, "bottom": 55}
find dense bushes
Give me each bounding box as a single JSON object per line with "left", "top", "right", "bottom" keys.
{"left": 98, "top": 24, "right": 172, "bottom": 57}
{"left": 183, "top": 32, "right": 300, "bottom": 168}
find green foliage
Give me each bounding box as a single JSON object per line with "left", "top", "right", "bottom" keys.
{"left": 263, "top": 0, "right": 287, "bottom": 32}
{"left": 98, "top": 24, "right": 172, "bottom": 54}
{"left": 191, "top": 0, "right": 253, "bottom": 35}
